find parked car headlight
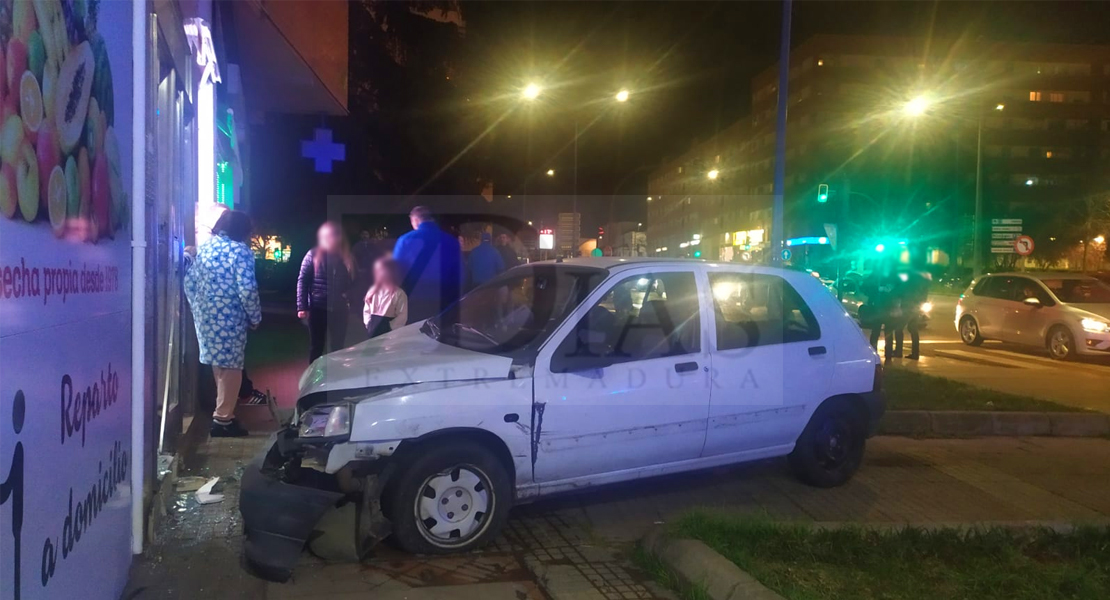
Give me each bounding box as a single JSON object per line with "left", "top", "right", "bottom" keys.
{"left": 298, "top": 405, "right": 351, "bottom": 439}
{"left": 1080, "top": 317, "right": 1110, "bottom": 334}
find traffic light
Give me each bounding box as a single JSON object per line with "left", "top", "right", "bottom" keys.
{"left": 693, "top": 250, "right": 702, "bottom": 258}
{"left": 817, "top": 183, "right": 829, "bottom": 203}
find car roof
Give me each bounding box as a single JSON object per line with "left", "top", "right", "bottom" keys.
{"left": 525, "top": 257, "right": 809, "bottom": 278}
{"left": 984, "top": 271, "right": 1095, "bottom": 281}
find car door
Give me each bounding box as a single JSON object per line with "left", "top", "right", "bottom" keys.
{"left": 531, "top": 267, "right": 712, "bottom": 483}
{"left": 973, "top": 276, "right": 1015, "bottom": 339}
{"left": 1005, "top": 277, "right": 1056, "bottom": 346}
{"left": 702, "top": 271, "right": 833, "bottom": 456}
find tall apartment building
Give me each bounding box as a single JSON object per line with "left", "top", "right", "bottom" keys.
{"left": 557, "top": 212, "right": 582, "bottom": 257}
{"left": 647, "top": 35, "right": 1110, "bottom": 267}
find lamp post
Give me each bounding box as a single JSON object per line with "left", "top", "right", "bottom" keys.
{"left": 903, "top": 96, "right": 1003, "bottom": 276}
{"left": 519, "top": 83, "right": 630, "bottom": 239}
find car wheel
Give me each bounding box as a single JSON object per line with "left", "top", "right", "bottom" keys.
{"left": 789, "top": 398, "right": 866, "bottom": 488}
{"left": 959, "top": 316, "right": 984, "bottom": 346}
{"left": 386, "top": 441, "right": 511, "bottom": 555}
{"left": 1047, "top": 326, "right": 1076, "bottom": 361}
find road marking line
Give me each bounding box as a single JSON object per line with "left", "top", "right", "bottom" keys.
{"left": 933, "top": 349, "right": 1047, "bottom": 369}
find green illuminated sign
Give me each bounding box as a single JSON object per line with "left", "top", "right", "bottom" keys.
{"left": 217, "top": 161, "right": 234, "bottom": 208}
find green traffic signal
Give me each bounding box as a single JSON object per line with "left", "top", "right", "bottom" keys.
{"left": 693, "top": 250, "right": 702, "bottom": 258}
{"left": 817, "top": 183, "right": 829, "bottom": 203}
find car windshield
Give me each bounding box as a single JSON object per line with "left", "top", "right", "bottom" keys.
{"left": 1041, "top": 278, "right": 1110, "bottom": 304}
{"left": 423, "top": 265, "right": 606, "bottom": 355}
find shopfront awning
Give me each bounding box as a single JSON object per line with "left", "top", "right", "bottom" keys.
{"left": 229, "top": 0, "right": 348, "bottom": 116}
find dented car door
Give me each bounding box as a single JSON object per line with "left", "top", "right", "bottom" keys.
{"left": 530, "top": 267, "right": 712, "bottom": 484}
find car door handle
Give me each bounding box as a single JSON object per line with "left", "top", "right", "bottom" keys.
{"left": 808, "top": 346, "right": 827, "bottom": 356}
{"left": 674, "top": 361, "right": 699, "bottom": 373}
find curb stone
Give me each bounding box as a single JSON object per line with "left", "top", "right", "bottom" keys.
{"left": 878, "top": 410, "right": 1110, "bottom": 437}
{"left": 641, "top": 529, "right": 786, "bottom": 600}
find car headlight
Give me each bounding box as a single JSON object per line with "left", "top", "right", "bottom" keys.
{"left": 298, "top": 405, "right": 351, "bottom": 439}
{"left": 1080, "top": 317, "right": 1110, "bottom": 334}
{"left": 920, "top": 301, "right": 933, "bottom": 314}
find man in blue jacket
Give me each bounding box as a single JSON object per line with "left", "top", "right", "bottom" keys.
{"left": 393, "top": 206, "right": 463, "bottom": 322}
{"left": 467, "top": 232, "right": 505, "bottom": 290}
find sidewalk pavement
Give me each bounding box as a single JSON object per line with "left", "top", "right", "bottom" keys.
{"left": 125, "top": 432, "right": 1110, "bottom": 600}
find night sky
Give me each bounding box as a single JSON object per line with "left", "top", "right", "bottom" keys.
{"left": 251, "top": 1, "right": 1110, "bottom": 246}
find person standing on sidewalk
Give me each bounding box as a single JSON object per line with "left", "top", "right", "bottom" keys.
{"left": 466, "top": 232, "right": 505, "bottom": 290}
{"left": 393, "top": 206, "right": 463, "bottom": 322}
{"left": 184, "top": 210, "right": 262, "bottom": 437}
{"left": 363, "top": 257, "right": 409, "bottom": 338}
{"left": 863, "top": 264, "right": 903, "bottom": 363}
{"left": 298, "top": 222, "right": 355, "bottom": 362}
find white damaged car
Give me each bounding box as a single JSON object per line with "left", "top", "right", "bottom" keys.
{"left": 240, "top": 259, "right": 884, "bottom": 579}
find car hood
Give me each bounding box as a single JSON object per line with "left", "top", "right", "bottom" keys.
{"left": 298, "top": 323, "right": 515, "bottom": 398}
{"left": 1071, "top": 303, "right": 1110, "bottom": 321}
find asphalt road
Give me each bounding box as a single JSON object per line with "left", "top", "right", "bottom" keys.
{"left": 876, "top": 294, "right": 1110, "bottom": 413}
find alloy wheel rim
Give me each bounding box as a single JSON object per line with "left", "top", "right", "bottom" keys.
{"left": 961, "top": 320, "right": 977, "bottom": 343}
{"left": 1050, "top": 331, "right": 1070, "bottom": 358}
{"left": 414, "top": 465, "right": 492, "bottom": 546}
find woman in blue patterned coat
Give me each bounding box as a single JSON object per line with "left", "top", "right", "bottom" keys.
{"left": 184, "top": 210, "right": 263, "bottom": 437}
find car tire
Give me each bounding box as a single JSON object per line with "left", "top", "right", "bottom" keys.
{"left": 385, "top": 440, "right": 511, "bottom": 555}
{"left": 1046, "top": 326, "right": 1076, "bottom": 361}
{"left": 959, "top": 316, "right": 984, "bottom": 346}
{"left": 789, "top": 398, "right": 866, "bottom": 488}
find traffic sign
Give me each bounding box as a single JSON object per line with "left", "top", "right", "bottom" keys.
{"left": 990, "top": 247, "right": 1014, "bottom": 254}
{"left": 991, "top": 225, "right": 1023, "bottom": 233}
{"left": 991, "top": 218, "right": 1023, "bottom": 225}
{"left": 1014, "top": 235, "right": 1034, "bottom": 256}
{"left": 781, "top": 249, "right": 792, "bottom": 261}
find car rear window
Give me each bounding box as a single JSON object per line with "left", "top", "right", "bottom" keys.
{"left": 709, "top": 273, "right": 820, "bottom": 350}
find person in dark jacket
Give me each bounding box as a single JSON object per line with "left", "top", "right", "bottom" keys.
{"left": 392, "top": 206, "right": 463, "bottom": 322}
{"left": 467, "top": 232, "right": 505, "bottom": 289}
{"left": 863, "top": 264, "right": 903, "bottom": 362}
{"left": 496, "top": 233, "right": 520, "bottom": 270}
{"left": 897, "top": 269, "right": 931, "bottom": 360}
{"left": 298, "top": 222, "right": 354, "bottom": 362}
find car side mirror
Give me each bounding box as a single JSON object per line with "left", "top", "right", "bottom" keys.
{"left": 1022, "top": 297, "right": 1042, "bottom": 308}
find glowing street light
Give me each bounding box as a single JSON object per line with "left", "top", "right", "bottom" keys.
{"left": 615, "top": 89, "right": 630, "bottom": 102}
{"left": 546, "top": 169, "right": 555, "bottom": 176}
{"left": 707, "top": 169, "right": 720, "bottom": 180}
{"left": 903, "top": 95, "right": 932, "bottom": 117}
{"left": 1095, "top": 235, "right": 1106, "bottom": 244}
{"left": 522, "top": 83, "right": 542, "bottom": 100}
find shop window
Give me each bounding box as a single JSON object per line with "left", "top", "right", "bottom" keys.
{"left": 1029, "top": 91, "right": 1042, "bottom": 102}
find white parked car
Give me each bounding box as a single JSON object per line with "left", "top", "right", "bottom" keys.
{"left": 955, "top": 272, "right": 1110, "bottom": 360}
{"left": 240, "top": 259, "right": 884, "bottom": 579}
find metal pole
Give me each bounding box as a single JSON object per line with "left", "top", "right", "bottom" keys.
{"left": 572, "top": 119, "right": 579, "bottom": 256}
{"left": 770, "top": 0, "right": 792, "bottom": 266}
{"left": 972, "top": 116, "right": 984, "bottom": 276}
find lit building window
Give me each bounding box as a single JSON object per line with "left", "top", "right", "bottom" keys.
{"left": 1045, "top": 151, "right": 1053, "bottom": 159}
{"left": 1049, "top": 92, "right": 1064, "bottom": 103}
{"left": 1029, "top": 91, "right": 1042, "bottom": 102}
{"left": 817, "top": 58, "right": 824, "bottom": 66}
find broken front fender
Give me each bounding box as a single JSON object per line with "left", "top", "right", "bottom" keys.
{"left": 239, "top": 434, "right": 345, "bottom": 582}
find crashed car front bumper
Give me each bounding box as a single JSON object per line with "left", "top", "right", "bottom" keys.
{"left": 239, "top": 432, "right": 345, "bottom": 582}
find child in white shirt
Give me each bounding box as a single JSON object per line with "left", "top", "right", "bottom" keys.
{"left": 363, "top": 257, "right": 409, "bottom": 338}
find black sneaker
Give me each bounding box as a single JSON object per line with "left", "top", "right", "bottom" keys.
{"left": 240, "top": 390, "right": 269, "bottom": 405}
{"left": 211, "top": 419, "right": 249, "bottom": 438}
{"left": 906, "top": 354, "right": 920, "bottom": 360}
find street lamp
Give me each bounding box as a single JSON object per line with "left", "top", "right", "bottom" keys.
{"left": 903, "top": 95, "right": 932, "bottom": 117}
{"left": 707, "top": 169, "right": 720, "bottom": 180}
{"left": 517, "top": 85, "right": 633, "bottom": 231}
{"left": 904, "top": 96, "right": 1003, "bottom": 277}
{"left": 522, "top": 83, "right": 542, "bottom": 100}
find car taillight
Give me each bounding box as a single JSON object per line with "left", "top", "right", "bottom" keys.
{"left": 873, "top": 363, "right": 883, "bottom": 392}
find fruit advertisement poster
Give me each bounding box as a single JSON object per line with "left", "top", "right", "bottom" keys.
{"left": 1, "top": 1, "right": 134, "bottom": 599}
